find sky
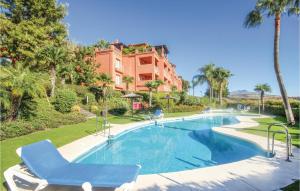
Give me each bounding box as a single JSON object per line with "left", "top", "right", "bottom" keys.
{"left": 61, "top": 0, "right": 299, "bottom": 96}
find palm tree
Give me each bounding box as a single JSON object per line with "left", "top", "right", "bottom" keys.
{"left": 171, "top": 85, "right": 177, "bottom": 93}
{"left": 0, "top": 64, "right": 45, "bottom": 120}
{"left": 96, "top": 73, "right": 113, "bottom": 120}
{"left": 254, "top": 83, "right": 272, "bottom": 112}
{"left": 244, "top": 0, "right": 298, "bottom": 124}
{"left": 38, "top": 45, "right": 66, "bottom": 97}
{"left": 193, "top": 63, "right": 216, "bottom": 102}
{"left": 213, "top": 67, "right": 232, "bottom": 105}
{"left": 145, "top": 81, "right": 157, "bottom": 107}
{"left": 191, "top": 78, "right": 198, "bottom": 96}
{"left": 96, "top": 73, "right": 114, "bottom": 101}
{"left": 122, "top": 75, "right": 134, "bottom": 92}
{"left": 153, "top": 79, "right": 164, "bottom": 92}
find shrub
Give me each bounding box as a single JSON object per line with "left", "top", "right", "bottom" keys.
{"left": 227, "top": 98, "right": 299, "bottom": 121}
{"left": 90, "top": 105, "right": 99, "bottom": 113}
{"left": 82, "top": 93, "right": 96, "bottom": 105}
{"left": 0, "top": 99, "right": 86, "bottom": 140}
{"left": 182, "top": 96, "right": 202, "bottom": 106}
{"left": 53, "top": 89, "right": 77, "bottom": 113}
{"left": 167, "top": 105, "right": 205, "bottom": 113}
{"left": 71, "top": 105, "right": 81, "bottom": 113}
{"left": 108, "top": 97, "right": 129, "bottom": 115}
{"left": 64, "top": 84, "right": 89, "bottom": 97}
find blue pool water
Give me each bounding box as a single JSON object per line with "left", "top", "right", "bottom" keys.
{"left": 75, "top": 116, "right": 267, "bottom": 174}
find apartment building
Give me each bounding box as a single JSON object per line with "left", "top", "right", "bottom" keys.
{"left": 93, "top": 42, "right": 182, "bottom": 92}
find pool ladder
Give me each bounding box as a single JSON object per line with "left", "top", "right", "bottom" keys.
{"left": 96, "top": 116, "right": 111, "bottom": 135}
{"left": 267, "top": 123, "right": 293, "bottom": 161}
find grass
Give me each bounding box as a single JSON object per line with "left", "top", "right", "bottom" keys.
{"left": 282, "top": 180, "right": 300, "bottom": 191}
{"left": 239, "top": 116, "right": 300, "bottom": 147}
{"left": 0, "top": 110, "right": 199, "bottom": 189}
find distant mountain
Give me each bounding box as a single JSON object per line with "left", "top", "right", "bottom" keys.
{"left": 229, "top": 90, "right": 259, "bottom": 99}
{"left": 229, "top": 90, "right": 299, "bottom": 100}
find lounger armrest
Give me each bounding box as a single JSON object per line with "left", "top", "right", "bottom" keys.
{"left": 4, "top": 165, "right": 48, "bottom": 191}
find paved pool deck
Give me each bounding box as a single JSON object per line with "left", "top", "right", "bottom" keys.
{"left": 11, "top": 113, "right": 300, "bottom": 191}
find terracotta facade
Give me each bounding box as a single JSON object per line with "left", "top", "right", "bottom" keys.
{"left": 93, "top": 42, "right": 182, "bottom": 92}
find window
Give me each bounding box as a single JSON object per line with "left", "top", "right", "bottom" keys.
{"left": 115, "top": 75, "right": 121, "bottom": 85}
{"left": 115, "top": 59, "right": 121, "bottom": 69}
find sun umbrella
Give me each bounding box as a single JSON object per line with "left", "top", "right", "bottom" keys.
{"left": 161, "top": 94, "right": 177, "bottom": 112}
{"left": 121, "top": 93, "right": 142, "bottom": 116}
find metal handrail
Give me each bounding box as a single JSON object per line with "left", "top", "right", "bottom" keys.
{"left": 267, "top": 123, "right": 290, "bottom": 161}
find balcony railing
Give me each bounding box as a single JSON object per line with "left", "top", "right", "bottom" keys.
{"left": 164, "top": 70, "right": 171, "bottom": 79}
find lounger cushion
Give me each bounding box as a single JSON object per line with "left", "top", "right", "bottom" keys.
{"left": 47, "top": 163, "right": 140, "bottom": 187}
{"left": 20, "top": 140, "right": 140, "bottom": 188}
{"left": 21, "top": 140, "right": 69, "bottom": 179}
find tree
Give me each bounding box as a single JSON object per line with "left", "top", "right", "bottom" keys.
{"left": 145, "top": 81, "right": 156, "bottom": 107}
{"left": 193, "top": 63, "right": 216, "bottom": 102}
{"left": 37, "top": 45, "right": 67, "bottom": 97}
{"left": 244, "top": 0, "right": 299, "bottom": 124}
{"left": 153, "top": 79, "right": 164, "bottom": 92}
{"left": 96, "top": 73, "right": 114, "bottom": 101}
{"left": 213, "top": 67, "right": 232, "bottom": 105}
{"left": 96, "top": 73, "right": 113, "bottom": 120}
{"left": 254, "top": 83, "right": 272, "bottom": 112}
{"left": 181, "top": 79, "right": 190, "bottom": 93}
{"left": 73, "top": 46, "right": 97, "bottom": 85}
{"left": 191, "top": 78, "right": 198, "bottom": 96}
{"left": 57, "top": 42, "right": 77, "bottom": 85}
{"left": 0, "top": 0, "right": 67, "bottom": 66}
{"left": 94, "top": 39, "right": 110, "bottom": 50}
{"left": 0, "top": 64, "right": 46, "bottom": 120}
{"left": 122, "top": 75, "right": 134, "bottom": 92}
{"left": 144, "top": 79, "right": 164, "bottom": 107}
{"left": 171, "top": 85, "right": 177, "bottom": 93}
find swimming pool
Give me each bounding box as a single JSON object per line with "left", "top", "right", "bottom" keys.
{"left": 75, "top": 116, "right": 267, "bottom": 174}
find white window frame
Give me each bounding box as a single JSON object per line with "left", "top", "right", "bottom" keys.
{"left": 115, "top": 59, "right": 121, "bottom": 69}
{"left": 115, "top": 75, "right": 121, "bottom": 85}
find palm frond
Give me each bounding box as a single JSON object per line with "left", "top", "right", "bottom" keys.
{"left": 288, "top": 0, "right": 300, "bottom": 15}
{"left": 244, "top": 9, "right": 264, "bottom": 28}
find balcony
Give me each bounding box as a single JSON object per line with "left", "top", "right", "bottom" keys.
{"left": 154, "top": 66, "right": 159, "bottom": 74}
{"left": 137, "top": 73, "right": 152, "bottom": 87}
{"left": 137, "top": 79, "right": 152, "bottom": 87}
{"left": 163, "top": 70, "right": 171, "bottom": 80}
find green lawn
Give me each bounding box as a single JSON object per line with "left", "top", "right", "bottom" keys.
{"left": 282, "top": 180, "right": 300, "bottom": 191}
{"left": 0, "top": 111, "right": 199, "bottom": 189}
{"left": 239, "top": 116, "right": 300, "bottom": 147}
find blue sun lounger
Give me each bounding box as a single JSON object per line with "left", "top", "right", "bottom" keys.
{"left": 4, "top": 140, "right": 141, "bottom": 191}
{"left": 153, "top": 109, "right": 164, "bottom": 119}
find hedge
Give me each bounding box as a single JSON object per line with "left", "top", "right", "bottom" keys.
{"left": 0, "top": 99, "right": 86, "bottom": 140}
{"left": 227, "top": 99, "right": 299, "bottom": 121}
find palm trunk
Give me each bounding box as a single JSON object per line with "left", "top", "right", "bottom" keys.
{"left": 50, "top": 64, "right": 56, "bottom": 97}
{"left": 274, "top": 14, "right": 295, "bottom": 124}
{"left": 261, "top": 91, "right": 265, "bottom": 112}
{"left": 219, "top": 85, "right": 223, "bottom": 105}
{"left": 8, "top": 96, "right": 22, "bottom": 121}
{"left": 149, "top": 91, "right": 152, "bottom": 107}
{"left": 192, "top": 86, "right": 194, "bottom": 96}
{"left": 211, "top": 87, "right": 213, "bottom": 102}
